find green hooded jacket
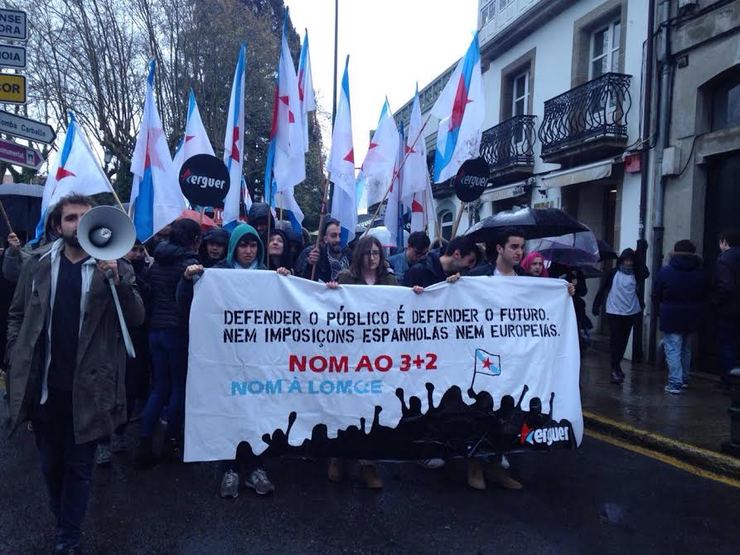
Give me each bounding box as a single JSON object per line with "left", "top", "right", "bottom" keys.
{"left": 221, "top": 223, "right": 266, "bottom": 270}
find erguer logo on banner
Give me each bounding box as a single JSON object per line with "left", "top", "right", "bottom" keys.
{"left": 179, "top": 154, "right": 230, "bottom": 208}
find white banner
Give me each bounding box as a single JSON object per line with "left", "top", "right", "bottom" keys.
{"left": 184, "top": 271, "right": 582, "bottom": 462}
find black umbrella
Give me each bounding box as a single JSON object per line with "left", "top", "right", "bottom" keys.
{"left": 598, "top": 239, "right": 618, "bottom": 261}
{"left": 464, "top": 207, "right": 589, "bottom": 242}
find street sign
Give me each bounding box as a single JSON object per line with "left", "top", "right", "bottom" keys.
{"left": 0, "top": 110, "right": 56, "bottom": 144}
{"left": 0, "top": 138, "right": 43, "bottom": 169}
{"left": 0, "top": 9, "right": 27, "bottom": 41}
{"left": 0, "top": 74, "right": 26, "bottom": 104}
{"left": 0, "top": 44, "right": 26, "bottom": 69}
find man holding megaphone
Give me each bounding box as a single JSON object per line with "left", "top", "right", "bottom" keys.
{"left": 6, "top": 193, "right": 145, "bottom": 554}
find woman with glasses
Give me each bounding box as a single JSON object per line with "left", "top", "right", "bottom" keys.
{"left": 325, "top": 236, "right": 397, "bottom": 488}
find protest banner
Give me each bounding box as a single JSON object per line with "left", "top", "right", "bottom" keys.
{"left": 184, "top": 272, "right": 582, "bottom": 462}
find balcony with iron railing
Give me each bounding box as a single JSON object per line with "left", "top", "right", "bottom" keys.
{"left": 538, "top": 72, "right": 632, "bottom": 166}
{"left": 480, "top": 115, "right": 536, "bottom": 183}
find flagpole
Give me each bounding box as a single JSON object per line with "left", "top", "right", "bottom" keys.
{"left": 450, "top": 202, "right": 466, "bottom": 238}
{"left": 0, "top": 199, "right": 14, "bottom": 234}
{"left": 311, "top": 0, "right": 339, "bottom": 281}
{"left": 362, "top": 112, "right": 433, "bottom": 237}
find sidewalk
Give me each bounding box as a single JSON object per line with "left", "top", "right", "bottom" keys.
{"left": 579, "top": 338, "right": 740, "bottom": 479}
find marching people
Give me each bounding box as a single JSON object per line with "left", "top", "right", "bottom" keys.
{"left": 180, "top": 223, "right": 277, "bottom": 498}
{"left": 6, "top": 194, "right": 145, "bottom": 554}
{"left": 520, "top": 250, "right": 549, "bottom": 277}
{"left": 296, "top": 218, "right": 350, "bottom": 282}
{"left": 712, "top": 230, "right": 740, "bottom": 389}
{"left": 325, "top": 235, "right": 399, "bottom": 489}
{"left": 403, "top": 235, "right": 479, "bottom": 288}
{"left": 592, "top": 248, "right": 650, "bottom": 385}
{"left": 135, "top": 218, "right": 202, "bottom": 466}
{"left": 387, "top": 231, "right": 431, "bottom": 283}
{"left": 199, "top": 227, "right": 230, "bottom": 268}
{"left": 653, "top": 240, "right": 709, "bottom": 394}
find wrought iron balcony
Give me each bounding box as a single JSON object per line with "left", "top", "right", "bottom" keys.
{"left": 538, "top": 73, "right": 632, "bottom": 165}
{"left": 480, "top": 115, "right": 536, "bottom": 182}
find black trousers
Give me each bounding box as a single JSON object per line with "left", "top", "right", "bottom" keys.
{"left": 607, "top": 314, "right": 637, "bottom": 370}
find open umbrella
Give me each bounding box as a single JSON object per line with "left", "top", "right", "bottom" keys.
{"left": 464, "top": 207, "right": 589, "bottom": 242}
{"left": 179, "top": 209, "right": 217, "bottom": 230}
{"left": 598, "top": 239, "right": 618, "bottom": 261}
{"left": 527, "top": 230, "right": 601, "bottom": 268}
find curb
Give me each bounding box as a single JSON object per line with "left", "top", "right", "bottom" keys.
{"left": 583, "top": 410, "right": 740, "bottom": 480}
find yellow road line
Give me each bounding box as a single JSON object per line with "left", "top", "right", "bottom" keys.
{"left": 585, "top": 429, "right": 740, "bottom": 489}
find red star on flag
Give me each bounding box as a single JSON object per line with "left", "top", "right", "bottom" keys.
{"left": 279, "top": 96, "right": 295, "bottom": 123}
{"left": 55, "top": 166, "right": 75, "bottom": 180}
{"left": 404, "top": 144, "right": 416, "bottom": 155}
{"left": 450, "top": 75, "right": 473, "bottom": 131}
{"left": 519, "top": 422, "right": 531, "bottom": 444}
{"left": 185, "top": 135, "right": 195, "bottom": 143}
{"left": 144, "top": 128, "right": 165, "bottom": 171}
{"left": 231, "top": 127, "right": 241, "bottom": 161}
{"left": 343, "top": 148, "right": 354, "bottom": 164}
{"left": 411, "top": 199, "right": 424, "bottom": 213}
{"left": 482, "top": 357, "right": 492, "bottom": 369}
{"left": 368, "top": 141, "right": 379, "bottom": 150}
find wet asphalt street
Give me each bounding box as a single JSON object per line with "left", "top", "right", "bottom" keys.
{"left": 1, "top": 412, "right": 739, "bottom": 555}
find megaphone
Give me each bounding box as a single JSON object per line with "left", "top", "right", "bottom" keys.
{"left": 78, "top": 205, "right": 136, "bottom": 260}
{"left": 78, "top": 205, "right": 138, "bottom": 359}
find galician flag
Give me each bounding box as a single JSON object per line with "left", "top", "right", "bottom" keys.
{"left": 35, "top": 112, "right": 113, "bottom": 239}
{"left": 358, "top": 98, "right": 400, "bottom": 208}
{"left": 129, "top": 61, "right": 182, "bottom": 241}
{"left": 171, "top": 89, "right": 214, "bottom": 192}
{"left": 408, "top": 176, "right": 438, "bottom": 239}
{"left": 298, "top": 29, "right": 316, "bottom": 153}
{"left": 328, "top": 56, "right": 356, "bottom": 245}
{"left": 264, "top": 11, "right": 306, "bottom": 233}
{"left": 222, "top": 44, "right": 247, "bottom": 227}
{"left": 383, "top": 122, "right": 405, "bottom": 248}
{"left": 432, "top": 32, "right": 484, "bottom": 183}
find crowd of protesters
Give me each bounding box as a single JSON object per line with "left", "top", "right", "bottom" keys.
{"left": 1, "top": 193, "right": 739, "bottom": 553}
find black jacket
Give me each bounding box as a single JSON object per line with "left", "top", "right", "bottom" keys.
{"left": 466, "top": 262, "right": 527, "bottom": 277}
{"left": 404, "top": 250, "right": 448, "bottom": 287}
{"left": 712, "top": 246, "right": 740, "bottom": 320}
{"left": 653, "top": 253, "right": 709, "bottom": 333}
{"left": 147, "top": 242, "right": 199, "bottom": 330}
{"left": 593, "top": 249, "right": 649, "bottom": 315}
{"left": 295, "top": 243, "right": 349, "bottom": 282}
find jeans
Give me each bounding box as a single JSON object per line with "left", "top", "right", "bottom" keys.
{"left": 663, "top": 333, "right": 692, "bottom": 388}
{"left": 716, "top": 318, "right": 739, "bottom": 383}
{"left": 33, "top": 389, "right": 97, "bottom": 550}
{"left": 139, "top": 329, "right": 188, "bottom": 442}
{"left": 607, "top": 313, "right": 637, "bottom": 371}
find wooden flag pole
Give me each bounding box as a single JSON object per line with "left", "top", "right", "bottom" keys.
{"left": 310, "top": 175, "right": 330, "bottom": 281}
{"left": 0, "top": 199, "right": 14, "bottom": 235}
{"left": 449, "top": 202, "right": 466, "bottom": 239}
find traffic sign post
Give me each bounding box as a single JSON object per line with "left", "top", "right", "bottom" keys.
{"left": 0, "top": 44, "right": 26, "bottom": 69}
{"left": 0, "top": 138, "right": 43, "bottom": 170}
{"left": 0, "top": 9, "right": 27, "bottom": 41}
{"left": 0, "top": 74, "right": 26, "bottom": 104}
{"left": 0, "top": 110, "right": 56, "bottom": 144}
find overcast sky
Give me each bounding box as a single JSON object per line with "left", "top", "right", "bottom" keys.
{"left": 285, "top": 0, "right": 478, "bottom": 197}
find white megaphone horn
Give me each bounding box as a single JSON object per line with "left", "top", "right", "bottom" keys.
{"left": 78, "top": 205, "right": 138, "bottom": 358}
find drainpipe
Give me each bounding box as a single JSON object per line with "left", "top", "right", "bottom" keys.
{"left": 648, "top": 0, "right": 673, "bottom": 363}
{"left": 634, "top": 0, "right": 657, "bottom": 363}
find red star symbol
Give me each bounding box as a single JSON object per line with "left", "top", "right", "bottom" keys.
{"left": 411, "top": 199, "right": 424, "bottom": 213}
{"left": 231, "top": 126, "right": 241, "bottom": 161}
{"left": 519, "top": 422, "right": 531, "bottom": 444}
{"left": 185, "top": 135, "right": 195, "bottom": 143}
{"left": 450, "top": 74, "right": 472, "bottom": 130}
{"left": 144, "top": 127, "right": 165, "bottom": 171}
{"left": 404, "top": 144, "right": 416, "bottom": 155}
{"left": 482, "top": 357, "right": 491, "bottom": 369}
{"left": 343, "top": 148, "right": 354, "bottom": 164}
{"left": 280, "top": 96, "right": 295, "bottom": 123}
{"left": 368, "top": 141, "right": 379, "bottom": 150}
{"left": 56, "top": 166, "right": 75, "bottom": 180}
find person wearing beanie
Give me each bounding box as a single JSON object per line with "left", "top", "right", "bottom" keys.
{"left": 200, "top": 227, "right": 231, "bottom": 268}
{"left": 653, "top": 240, "right": 710, "bottom": 394}
{"left": 593, "top": 247, "right": 650, "bottom": 384}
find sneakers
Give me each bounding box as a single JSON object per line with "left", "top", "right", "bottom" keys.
{"left": 664, "top": 385, "right": 682, "bottom": 395}
{"left": 359, "top": 464, "right": 383, "bottom": 489}
{"left": 417, "top": 458, "right": 446, "bottom": 469}
{"left": 95, "top": 443, "right": 112, "bottom": 466}
{"left": 110, "top": 432, "right": 126, "bottom": 454}
{"left": 220, "top": 470, "right": 239, "bottom": 499}
{"left": 244, "top": 468, "right": 275, "bottom": 495}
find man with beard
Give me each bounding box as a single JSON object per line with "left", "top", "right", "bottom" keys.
{"left": 296, "top": 218, "right": 349, "bottom": 282}
{"left": 6, "top": 194, "right": 145, "bottom": 553}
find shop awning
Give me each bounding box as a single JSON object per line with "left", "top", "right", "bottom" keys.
{"left": 481, "top": 180, "right": 528, "bottom": 203}
{"left": 540, "top": 159, "right": 614, "bottom": 189}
